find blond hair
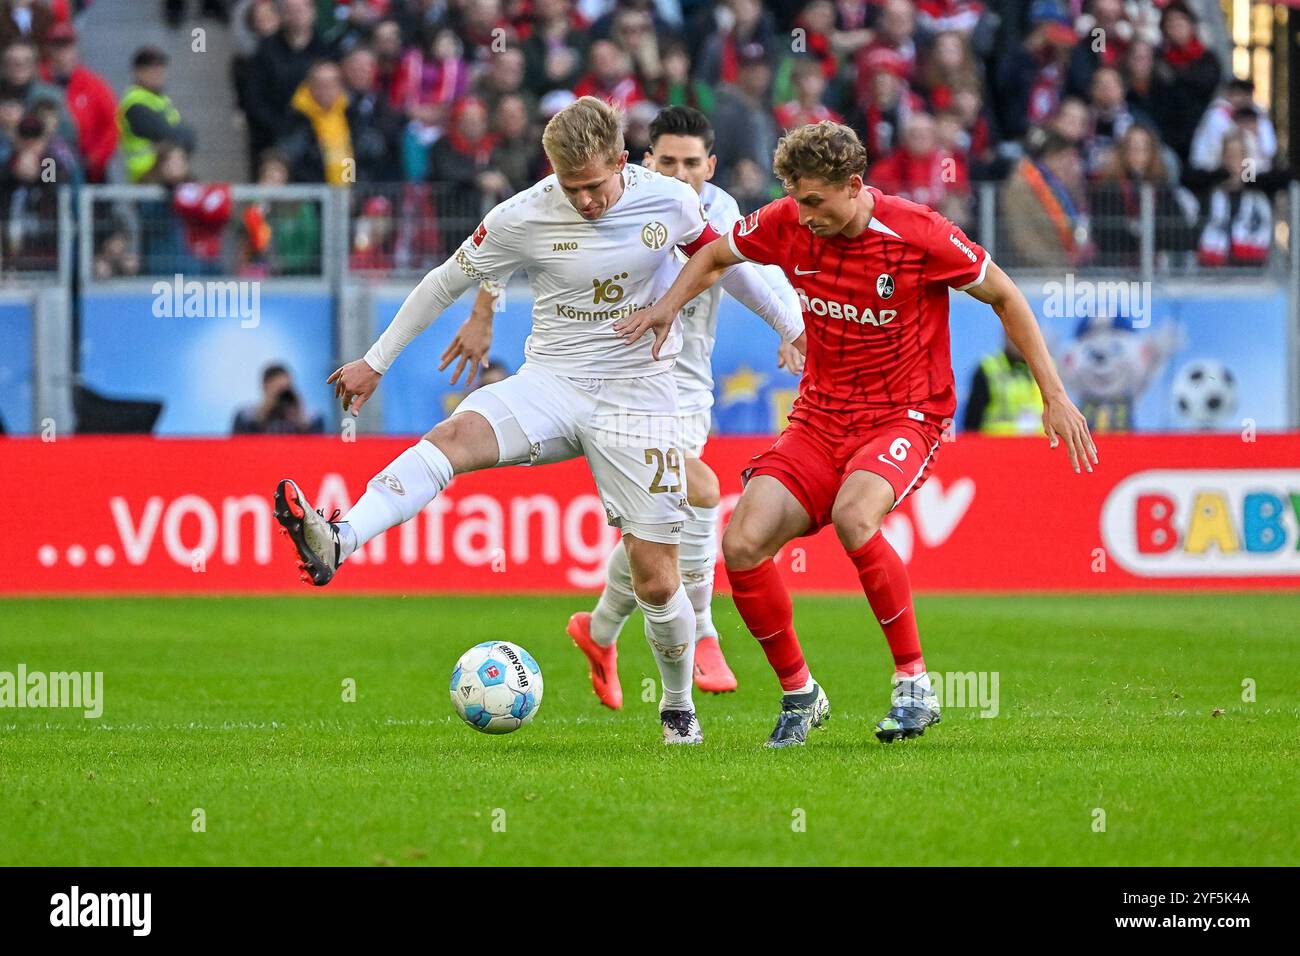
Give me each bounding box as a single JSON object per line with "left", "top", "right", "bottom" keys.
{"left": 773, "top": 121, "right": 868, "bottom": 188}
{"left": 542, "top": 96, "right": 625, "bottom": 175}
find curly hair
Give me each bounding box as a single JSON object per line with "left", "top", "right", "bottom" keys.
{"left": 772, "top": 121, "right": 868, "bottom": 188}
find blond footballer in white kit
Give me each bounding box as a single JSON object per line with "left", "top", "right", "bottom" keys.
{"left": 444, "top": 106, "right": 805, "bottom": 709}
{"left": 272, "top": 98, "right": 804, "bottom": 746}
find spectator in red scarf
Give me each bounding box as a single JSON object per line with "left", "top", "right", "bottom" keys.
{"left": 774, "top": 56, "right": 842, "bottom": 131}
{"left": 370, "top": 18, "right": 405, "bottom": 104}
{"left": 937, "top": 86, "right": 1002, "bottom": 180}
{"left": 827, "top": 0, "right": 874, "bottom": 56}
{"left": 1066, "top": 0, "right": 1133, "bottom": 98}
{"left": 870, "top": 111, "right": 970, "bottom": 223}
{"left": 845, "top": 51, "right": 922, "bottom": 160}
{"left": 1151, "top": 0, "right": 1219, "bottom": 165}
{"left": 853, "top": 0, "right": 918, "bottom": 101}
{"left": 790, "top": 1, "right": 840, "bottom": 81}
{"left": 695, "top": 0, "right": 777, "bottom": 88}
{"left": 393, "top": 27, "right": 470, "bottom": 134}
{"left": 572, "top": 39, "right": 644, "bottom": 108}
{"left": 427, "top": 96, "right": 501, "bottom": 248}
{"left": 918, "top": 29, "right": 979, "bottom": 113}
{"left": 40, "top": 23, "right": 115, "bottom": 183}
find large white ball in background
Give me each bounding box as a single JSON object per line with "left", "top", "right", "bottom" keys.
{"left": 1172, "top": 359, "right": 1238, "bottom": 430}
{"left": 450, "top": 641, "right": 544, "bottom": 734}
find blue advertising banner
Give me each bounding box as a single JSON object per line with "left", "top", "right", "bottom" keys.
{"left": 0, "top": 300, "right": 34, "bottom": 434}
{"left": 81, "top": 289, "right": 336, "bottom": 435}
{"left": 368, "top": 281, "right": 1289, "bottom": 437}
{"left": 374, "top": 290, "right": 535, "bottom": 436}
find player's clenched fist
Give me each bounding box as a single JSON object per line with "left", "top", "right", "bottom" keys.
{"left": 327, "top": 358, "right": 382, "bottom": 417}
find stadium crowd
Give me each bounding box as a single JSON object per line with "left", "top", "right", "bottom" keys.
{"left": 0, "top": 0, "right": 1291, "bottom": 275}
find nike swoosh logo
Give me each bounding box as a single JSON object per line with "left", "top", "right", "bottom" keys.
{"left": 877, "top": 454, "right": 904, "bottom": 474}
{"left": 793, "top": 266, "right": 819, "bottom": 275}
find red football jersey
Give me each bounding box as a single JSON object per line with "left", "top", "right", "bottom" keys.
{"left": 728, "top": 187, "right": 988, "bottom": 433}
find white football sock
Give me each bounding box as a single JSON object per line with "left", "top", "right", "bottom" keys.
{"left": 785, "top": 676, "right": 816, "bottom": 696}
{"left": 638, "top": 584, "right": 696, "bottom": 712}
{"left": 679, "top": 505, "right": 719, "bottom": 642}
{"left": 896, "top": 670, "right": 933, "bottom": 694}
{"left": 341, "top": 439, "right": 454, "bottom": 558}
{"left": 589, "top": 540, "right": 636, "bottom": 647}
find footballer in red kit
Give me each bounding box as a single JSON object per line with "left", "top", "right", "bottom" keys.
{"left": 617, "top": 121, "right": 1097, "bottom": 747}
{"left": 726, "top": 187, "right": 985, "bottom": 530}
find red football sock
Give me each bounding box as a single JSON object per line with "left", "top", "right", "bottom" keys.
{"left": 847, "top": 532, "right": 925, "bottom": 675}
{"left": 725, "top": 559, "right": 810, "bottom": 691}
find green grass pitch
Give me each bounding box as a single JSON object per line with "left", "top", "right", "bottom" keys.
{"left": 2, "top": 592, "right": 1297, "bottom": 866}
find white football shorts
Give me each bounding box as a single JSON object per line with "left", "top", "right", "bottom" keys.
{"left": 452, "top": 362, "right": 692, "bottom": 542}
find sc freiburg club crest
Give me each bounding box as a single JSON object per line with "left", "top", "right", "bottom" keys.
{"left": 876, "top": 273, "right": 895, "bottom": 299}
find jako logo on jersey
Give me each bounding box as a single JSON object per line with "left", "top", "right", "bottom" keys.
{"left": 592, "top": 273, "right": 629, "bottom": 304}
{"left": 949, "top": 233, "right": 977, "bottom": 263}
{"left": 1101, "top": 469, "right": 1300, "bottom": 576}
{"left": 737, "top": 210, "right": 760, "bottom": 236}
{"left": 552, "top": 241, "right": 578, "bottom": 251}
{"left": 641, "top": 221, "right": 668, "bottom": 249}
{"left": 796, "top": 288, "right": 897, "bottom": 326}
{"left": 877, "top": 273, "right": 895, "bottom": 298}
{"left": 472, "top": 222, "right": 488, "bottom": 247}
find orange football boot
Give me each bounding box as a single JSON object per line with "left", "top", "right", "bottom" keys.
{"left": 693, "top": 636, "right": 738, "bottom": 693}
{"left": 566, "top": 612, "right": 623, "bottom": 709}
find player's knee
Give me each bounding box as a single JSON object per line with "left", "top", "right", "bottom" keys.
{"left": 424, "top": 413, "right": 495, "bottom": 472}
{"left": 831, "top": 499, "right": 882, "bottom": 549}
{"left": 722, "top": 521, "right": 770, "bottom": 570}
{"left": 687, "top": 467, "right": 721, "bottom": 509}
{"left": 633, "top": 577, "right": 678, "bottom": 608}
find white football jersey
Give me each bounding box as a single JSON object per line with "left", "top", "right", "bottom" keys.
{"left": 673, "top": 182, "right": 795, "bottom": 412}
{"left": 454, "top": 164, "right": 712, "bottom": 379}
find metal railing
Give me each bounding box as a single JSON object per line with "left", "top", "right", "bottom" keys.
{"left": 2, "top": 180, "right": 1299, "bottom": 431}
{"left": 973, "top": 181, "right": 1293, "bottom": 281}
{"left": 77, "top": 184, "right": 346, "bottom": 288}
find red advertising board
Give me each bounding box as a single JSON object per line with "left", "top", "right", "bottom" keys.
{"left": 4, "top": 434, "right": 1299, "bottom": 594}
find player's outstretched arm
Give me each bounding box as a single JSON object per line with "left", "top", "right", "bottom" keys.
{"left": 965, "top": 261, "right": 1099, "bottom": 475}
{"left": 329, "top": 251, "right": 484, "bottom": 416}
{"left": 717, "top": 260, "right": 805, "bottom": 344}
{"left": 439, "top": 286, "right": 498, "bottom": 387}
{"left": 615, "top": 235, "right": 740, "bottom": 359}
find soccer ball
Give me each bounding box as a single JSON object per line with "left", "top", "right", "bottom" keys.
{"left": 450, "top": 641, "right": 544, "bottom": 734}
{"left": 1172, "top": 359, "right": 1237, "bottom": 429}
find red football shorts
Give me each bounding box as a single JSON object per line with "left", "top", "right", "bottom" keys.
{"left": 742, "top": 416, "right": 944, "bottom": 533}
